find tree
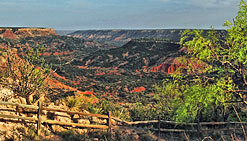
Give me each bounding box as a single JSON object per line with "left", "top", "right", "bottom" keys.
{"left": 0, "top": 44, "right": 50, "bottom": 105}
{"left": 158, "top": 0, "right": 247, "bottom": 122}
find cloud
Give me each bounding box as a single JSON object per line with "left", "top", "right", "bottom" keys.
{"left": 188, "top": 0, "right": 240, "bottom": 8}
{"left": 148, "top": 0, "right": 170, "bottom": 3}
{"left": 154, "top": 0, "right": 240, "bottom": 8}
{"left": 158, "top": 0, "right": 170, "bottom": 2}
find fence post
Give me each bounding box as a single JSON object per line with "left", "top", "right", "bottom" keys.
{"left": 37, "top": 101, "right": 42, "bottom": 136}
{"left": 108, "top": 111, "right": 112, "bottom": 139}
{"left": 16, "top": 105, "right": 20, "bottom": 122}
{"left": 197, "top": 121, "right": 201, "bottom": 136}
{"left": 16, "top": 105, "right": 19, "bottom": 115}
{"left": 226, "top": 120, "right": 230, "bottom": 135}
{"left": 158, "top": 116, "right": 161, "bottom": 141}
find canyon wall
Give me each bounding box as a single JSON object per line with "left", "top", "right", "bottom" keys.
{"left": 0, "top": 28, "right": 57, "bottom": 39}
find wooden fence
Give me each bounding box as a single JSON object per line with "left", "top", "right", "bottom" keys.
{"left": 121, "top": 118, "right": 247, "bottom": 140}
{"left": 0, "top": 101, "right": 112, "bottom": 136}
{"left": 0, "top": 101, "right": 247, "bottom": 139}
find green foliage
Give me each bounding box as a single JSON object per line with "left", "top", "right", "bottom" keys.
{"left": 61, "top": 95, "right": 97, "bottom": 111}
{"left": 157, "top": 76, "right": 235, "bottom": 122}
{"left": 66, "top": 96, "right": 83, "bottom": 110}
{"left": 0, "top": 44, "right": 50, "bottom": 104}
{"left": 82, "top": 99, "right": 130, "bottom": 120}
{"left": 62, "top": 95, "right": 130, "bottom": 120}
{"left": 157, "top": 0, "right": 247, "bottom": 122}
{"left": 25, "top": 44, "right": 50, "bottom": 71}
{"left": 181, "top": 1, "right": 247, "bottom": 86}
{"left": 94, "top": 100, "right": 130, "bottom": 120}
{"left": 130, "top": 102, "right": 160, "bottom": 121}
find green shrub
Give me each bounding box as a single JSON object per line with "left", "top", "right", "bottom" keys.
{"left": 156, "top": 76, "right": 235, "bottom": 122}
{"left": 130, "top": 102, "right": 158, "bottom": 121}
{"left": 61, "top": 95, "right": 130, "bottom": 120}
{"left": 0, "top": 44, "right": 50, "bottom": 104}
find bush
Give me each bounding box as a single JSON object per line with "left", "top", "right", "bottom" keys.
{"left": 61, "top": 95, "right": 130, "bottom": 120}
{"left": 130, "top": 102, "right": 158, "bottom": 121}
{"left": 0, "top": 44, "right": 50, "bottom": 104}
{"left": 156, "top": 76, "right": 235, "bottom": 122}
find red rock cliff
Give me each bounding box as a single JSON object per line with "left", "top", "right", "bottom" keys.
{"left": 0, "top": 28, "right": 57, "bottom": 39}
{"left": 150, "top": 57, "right": 207, "bottom": 74}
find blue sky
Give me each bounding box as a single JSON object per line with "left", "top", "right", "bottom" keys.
{"left": 0, "top": 0, "right": 241, "bottom": 30}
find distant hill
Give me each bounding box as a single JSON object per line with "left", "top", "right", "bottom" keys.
{"left": 69, "top": 29, "right": 185, "bottom": 42}
{"left": 55, "top": 30, "right": 77, "bottom": 36}
{"left": 68, "top": 29, "right": 227, "bottom": 47}
{"left": 72, "top": 38, "right": 181, "bottom": 70}
{"left": 0, "top": 27, "right": 57, "bottom": 39}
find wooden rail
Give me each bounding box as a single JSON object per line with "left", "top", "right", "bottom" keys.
{"left": 0, "top": 101, "right": 38, "bottom": 110}
{"left": 123, "top": 119, "right": 247, "bottom": 126}
{"left": 42, "top": 107, "right": 108, "bottom": 119}
{"left": 124, "top": 119, "right": 247, "bottom": 135}
{"left": 44, "top": 119, "right": 108, "bottom": 129}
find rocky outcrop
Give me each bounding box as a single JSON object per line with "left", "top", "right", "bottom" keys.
{"left": 0, "top": 88, "right": 14, "bottom": 101}
{"left": 0, "top": 28, "right": 57, "bottom": 39}
{"left": 150, "top": 58, "right": 180, "bottom": 73}
{"left": 150, "top": 57, "right": 207, "bottom": 74}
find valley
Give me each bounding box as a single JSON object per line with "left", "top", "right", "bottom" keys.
{"left": 0, "top": 29, "right": 184, "bottom": 104}
{"left": 1, "top": 0, "right": 247, "bottom": 140}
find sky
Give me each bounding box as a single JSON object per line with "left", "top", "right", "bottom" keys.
{"left": 0, "top": 0, "right": 241, "bottom": 30}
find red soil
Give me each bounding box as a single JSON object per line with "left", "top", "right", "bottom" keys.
{"left": 131, "top": 87, "right": 146, "bottom": 93}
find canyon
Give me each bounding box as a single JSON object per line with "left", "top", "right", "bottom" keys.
{"left": 0, "top": 28, "right": 209, "bottom": 103}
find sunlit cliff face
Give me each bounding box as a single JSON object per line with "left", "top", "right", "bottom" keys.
{"left": 0, "top": 28, "right": 57, "bottom": 39}
{"left": 150, "top": 57, "right": 207, "bottom": 74}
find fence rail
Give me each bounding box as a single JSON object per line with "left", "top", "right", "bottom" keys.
{"left": 0, "top": 101, "right": 112, "bottom": 136}
{"left": 125, "top": 120, "right": 247, "bottom": 126}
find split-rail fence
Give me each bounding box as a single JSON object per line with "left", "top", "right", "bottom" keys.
{"left": 0, "top": 101, "right": 247, "bottom": 139}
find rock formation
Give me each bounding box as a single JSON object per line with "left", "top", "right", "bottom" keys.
{"left": 150, "top": 57, "right": 207, "bottom": 74}
{"left": 0, "top": 28, "right": 57, "bottom": 39}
